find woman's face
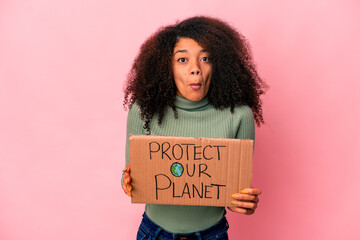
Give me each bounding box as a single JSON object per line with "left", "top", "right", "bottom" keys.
{"left": 172, "top": 38, "right": 212, "bottom": 101}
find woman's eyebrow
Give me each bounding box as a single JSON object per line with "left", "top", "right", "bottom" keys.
{"left": 174, "top": 49, "right": 208, "bottom": 54}
{"left": 174, "top": 49, "right": 187, "bottom": 54}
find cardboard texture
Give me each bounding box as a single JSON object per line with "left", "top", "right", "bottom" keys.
{"left": 129, "top": 135, "right": 253, "bottom": 207}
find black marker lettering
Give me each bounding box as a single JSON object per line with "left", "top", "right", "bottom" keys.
{"left": 154, "top": 174, "right": 171, "bottom": 200}
{"left": 214, "top": 145, "right": 226, "bottom": 160}
{"left": 194, "top": 146, "right": 201, "bottom": 160}
{"left": 211, "top": 184, "right": 226, "bottom": 199}
{"left": 149, "top": 141, "right": 160, "bottom": 160}
{"left": 181, "top": 183, "right": 191, "bottom": 198}
{"left": 186, "top": 164, "right": 195, "bottom": 177}
{"left": 192, "top": 182, "right": 204, "bottom": 198}
{"left": 161, "top": 142, "right": 171, "bottom": 160}
{"left": 172, "top": 182, "right": 181, "bottom": 198}
{"left": 199, "top": 163, "right": 211, "bottom": 178}
{"left": 172, "top": 144, "right": 183, "bottom": 160}
{"left": 181, "top": 143, "right": 195, "bottom": 160}
{"left": 203, "top": 145, "right": 213, "bottom": 160}
{"left": 205, "top": 185, "right": 213, "bottom": 198}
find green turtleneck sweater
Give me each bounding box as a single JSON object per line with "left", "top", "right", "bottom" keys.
{"left": 125, "top": 96, "right": 255, "bottom": 233}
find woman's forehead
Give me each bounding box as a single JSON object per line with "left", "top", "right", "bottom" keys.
{"left": 173, "top": 37, "right": 206, "bottom": 53}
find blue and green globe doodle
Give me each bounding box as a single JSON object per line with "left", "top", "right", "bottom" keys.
{"left": 170, "top": 162, "right": 184, "bottom": 177}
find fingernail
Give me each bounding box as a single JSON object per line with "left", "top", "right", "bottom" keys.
{"left": 241, "top": 189, "right": 249, "bottom": 194}
{"left": 126, "top": 192, "right": 132, "bottom": 197}
{"left": 232, "top": 193, "right": 239, "bottom": 198}
{"left": 127, "top": 186, "right": 132, "bottom": 192}
{"left": 124, "top": 178, "right": 128, "bottom": 184}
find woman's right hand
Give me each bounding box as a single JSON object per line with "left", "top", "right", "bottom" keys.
{"left": 122, "top": 164, "right": 132, "bottom": 197}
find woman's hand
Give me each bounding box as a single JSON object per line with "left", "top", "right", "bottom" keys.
{"left": 122, "top": 164, "right": 132, "bottom": 197}
{"left": 228, "top": 188, "right": 261, "bottom": 215}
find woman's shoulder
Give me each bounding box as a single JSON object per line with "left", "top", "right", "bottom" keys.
{"left": 128, "top": 102, "right": 141, "bottom": 116}
{"left": 232, "top": 105, "right": 255, "bottom": 139}
{"left": 127, "top": 103, "right": 143, "bottom": 123}
{"left": 232, "top": 105, "right": 254, "bottom": 120}
{"left": 126, "top": 103, "right": 145, "bottom": 134}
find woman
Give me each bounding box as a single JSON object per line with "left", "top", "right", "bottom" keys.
{"left": 122, "top": 16, "right": 267, "bottom": 240}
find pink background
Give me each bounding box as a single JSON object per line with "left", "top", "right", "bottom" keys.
{"left": 1, "top": 0, "right": 359, "bottom": 239}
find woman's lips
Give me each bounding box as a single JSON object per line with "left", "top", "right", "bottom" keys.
{"left": 190, "top": 83, "right": 201, "bottom": 90}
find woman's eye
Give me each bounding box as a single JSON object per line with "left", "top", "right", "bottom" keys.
{"left": 177, "top": 58, "right": 187, "bottom": 63}
{"left": 201, "top": 57, "right": 209, "bottom": 62}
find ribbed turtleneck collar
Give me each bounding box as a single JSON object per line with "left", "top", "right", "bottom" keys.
{"left": 174, "top": 95, "right": 210, "bottom": 111}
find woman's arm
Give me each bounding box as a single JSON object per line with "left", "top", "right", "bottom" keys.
{"left": 229, "top": 106, "right": 261, "bottom": 215}
{"left": 122, "top": 104, "right": 144, "bottom": 197}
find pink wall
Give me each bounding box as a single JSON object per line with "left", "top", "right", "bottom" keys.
{"left": 1, "top": 0, "right": 359, "bottom": 239}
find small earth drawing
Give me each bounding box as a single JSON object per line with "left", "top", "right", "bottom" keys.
{"left": 170, "top": 163, "right": 184, "bottom": 177}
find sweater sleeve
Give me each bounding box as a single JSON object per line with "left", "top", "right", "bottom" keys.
{"left": 122, "top": 104, "right": 144, "bottom": 184}
{"left": 235, "top": 105, "right": 255, "bottom": 141}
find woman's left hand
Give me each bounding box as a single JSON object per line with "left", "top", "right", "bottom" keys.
{"left": 228, "top": 188, "right": 261, "bottom": 215}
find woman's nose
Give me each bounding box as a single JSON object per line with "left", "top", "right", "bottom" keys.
{"left": 191, "top": 69, "right": 200, "bottom": 75}
{"left": 190, "top": 62, "right": 201, "bottom": 75}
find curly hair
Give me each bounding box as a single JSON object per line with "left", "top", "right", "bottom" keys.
{"left": 124, "top": 16, "right": 267, "bottom": 134}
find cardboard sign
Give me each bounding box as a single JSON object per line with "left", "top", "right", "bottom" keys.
{"left": 129, "top": 135, "right": 253, "bottom": 207}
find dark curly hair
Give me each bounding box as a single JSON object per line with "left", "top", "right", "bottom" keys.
{"left": 124, "top": 16, "right": 267, "bottom": 133}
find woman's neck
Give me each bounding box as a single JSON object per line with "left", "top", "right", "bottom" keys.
{"left": 174, "top": 95, "right": 210, "bottom": 111}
